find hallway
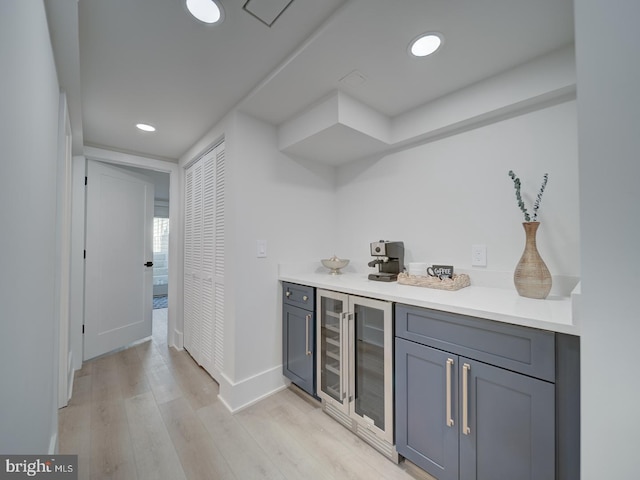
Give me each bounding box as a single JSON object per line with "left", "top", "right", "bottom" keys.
{"left": 58, "top": 309, "right": 431, "bottom": 480}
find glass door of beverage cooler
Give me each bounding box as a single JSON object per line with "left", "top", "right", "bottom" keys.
{"left": 317, "top": 289, "right": 349, "bottom": 414}
{"left": 348, "top": 296, "right": 393, "bottom": 444}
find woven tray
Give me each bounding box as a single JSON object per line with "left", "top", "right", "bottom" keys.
{"left": 397, "top": 272, "right": 471, "bottom": 291}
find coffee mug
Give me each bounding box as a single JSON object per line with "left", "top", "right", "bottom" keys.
{"left": 427, "top": 265, "right": 453, "bottom": 279}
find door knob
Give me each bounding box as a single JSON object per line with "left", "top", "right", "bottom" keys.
{"left": 144, "top": 261, "right": 154, "bottom": 267}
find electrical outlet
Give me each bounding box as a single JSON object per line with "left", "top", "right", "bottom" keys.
{"left": 472, "top": 244, "right": 487, "bottom": 267}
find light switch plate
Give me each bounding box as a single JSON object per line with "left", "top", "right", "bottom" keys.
{"left": 257, "top": 239, "right": 267, "bottom": 258}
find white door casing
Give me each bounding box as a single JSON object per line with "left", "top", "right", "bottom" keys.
{"left": 56, "top": 92, "right": 73, "bottom": 408}
{"left": 84, "top": 160, "right": 154, "bottom": 360}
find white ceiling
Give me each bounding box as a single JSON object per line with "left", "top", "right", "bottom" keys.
{"left": 69, "top": 0, "right": 574, "bottom": 162}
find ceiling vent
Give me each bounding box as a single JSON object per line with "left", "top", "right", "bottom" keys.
{"left": 243, "top": 0, "right": 294, "bottom": 27}
{"left": 339, "top": 70, "right": 367, "bottom": 88}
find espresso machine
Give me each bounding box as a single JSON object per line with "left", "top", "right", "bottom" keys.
{"left": 368, "top": 241, "right": 405, "bottom": 282}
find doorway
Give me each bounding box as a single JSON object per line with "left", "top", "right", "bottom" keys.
{"left": 153, "top": 216, "right": 170, "bottom": 308}
{"left": 114, "top": 166, "right": 172, "bottom": 349}
{"left": 70, "top": 149, "right": 180, "bottom": 370}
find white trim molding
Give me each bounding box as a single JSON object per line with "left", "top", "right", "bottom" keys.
{"left": 217, "top": 366, "right": 288, "bottom": 413}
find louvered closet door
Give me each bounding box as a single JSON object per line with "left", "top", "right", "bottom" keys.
{"left": 183, "top": 167, "right": 194, "bottom": 356}
{"left": 183, "top": 142, "right": 225, "bottom": 377}
{"left": 200, "top": 143, "right": 225, "bottom": 375}
{"left": 200, "top": 154, "right": 216, "bottom": 372}
{"left": 213, "top": 145, "right": 225, "bottom": 373}
{"left": 184, "top": 160, "right": 203, "bottom": 363}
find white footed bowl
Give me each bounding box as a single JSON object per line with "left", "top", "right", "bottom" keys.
{"left": 321, "top": 257, "right": 349, "bottom": 274}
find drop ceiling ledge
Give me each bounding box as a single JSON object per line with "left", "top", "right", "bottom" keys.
{"left": 277, "top": 46, "right": 576, "bottom": 165}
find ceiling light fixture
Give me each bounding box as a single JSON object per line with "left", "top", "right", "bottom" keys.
{"left": 409, "top": 33, "right": 443, "bottom": 57}
{"left": 185, "top": 0, "right": 224, "bottom": 24}
{"left": 136, "top": 123, "right": 156, "bottom": 132}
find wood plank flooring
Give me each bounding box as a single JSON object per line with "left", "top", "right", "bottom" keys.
{"left": 58, "top": 309, "right": 434, "bottom": 480}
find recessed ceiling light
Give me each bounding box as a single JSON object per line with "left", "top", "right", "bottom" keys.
{"left": 185, "top": 0, "right": 224, "bottom": 24}
{"left": 409, "top": 33, "right": 443, "bottom": 57}
{"left": 136, "top": 123, "right": 156, "bottom": 132}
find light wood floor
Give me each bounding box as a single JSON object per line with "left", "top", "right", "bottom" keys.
{"left": 59, "top": 309, "right": 434, "bottom": 480}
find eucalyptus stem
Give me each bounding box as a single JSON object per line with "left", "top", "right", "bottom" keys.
{"left": 508, "top": 170, "right": 549, "bottom": 222}
{"left": 532, "top": 173, "right": 549, "bottom": 221}
{"left": 508, "top": 170, "right": 530, "bottom": 222}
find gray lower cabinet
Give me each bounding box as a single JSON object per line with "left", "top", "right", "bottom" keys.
{"left": 395, "top": 304, "right": 558, "bottom": 480}
{"left": 459, "top": 357, "right": 554, "bottom": 480}
{"left": 396, "top": 339, "right": 459, "bottom": 479}
{"left": 282, "top": 282, "right": 316, "bottom": 396}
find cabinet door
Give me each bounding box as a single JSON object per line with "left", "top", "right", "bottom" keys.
{"left": 317, "top": 290, "right": 349, "bottom": 414}
{"left": 283, "top": 304, "right": 315, "bottom": 396}
{"left": 349, "top": 295, "right": 393, "bottom": 443}
{"left": 395, "top": 338, "right": 459, "bottom": 480}
{"left": 459, "top": 358, "right": 555, "bottom": 480}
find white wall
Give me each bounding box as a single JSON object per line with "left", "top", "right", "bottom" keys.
{"left": 179, "top": 51, "right": 580, "bottom": 410}
{"left": 230, "top": 111, "right": 336, "bottom": 383}
{"left": 575, "top": 0, "right": 640, "bottom": 477}
{"left": 180, "top": 110, "right": 337, "bottom": 410}
{"left": 335, "top": 100, "right": 580, "bottom": 285}
{"left": 0, "top": 0, "right": 61, "bottom": 453}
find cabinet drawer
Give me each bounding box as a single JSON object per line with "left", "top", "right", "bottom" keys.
{"left": 395, "top": 304, "right": 555, "bottom": 382}
{"left": 282, "top": 282, "right": 315, "bottom": 311}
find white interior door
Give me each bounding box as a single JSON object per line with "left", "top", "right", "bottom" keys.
{"left": 84, "top": 160, "right": 154, "bottom": 360}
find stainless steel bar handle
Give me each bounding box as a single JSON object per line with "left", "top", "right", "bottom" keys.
{"left": 340, "top": 312, "right": 346, "bottom": 400}
{"left": 446, "top": 358, "right": 454, "bottom": 427}
{"left": 305, "top": 314, "right": 312, "bottom": 356}
{"left": 462, "top": 363, "right": 471, "bottom": 435}
{"left": 347, "top": 311, "right": 354, "bottom": 403}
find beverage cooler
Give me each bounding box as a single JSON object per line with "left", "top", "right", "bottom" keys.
{"left": 316, "top": 289, "right": 396, "bottom": 460}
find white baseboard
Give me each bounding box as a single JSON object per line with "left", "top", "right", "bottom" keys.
{"left": 217, "top": 365, "right": 288, "bottom": 413}
{"left": 67, "top": 352, "right": 75, "bottom": 403}
{"left": 172, "top": 329, "right": 184, "bottom": 349}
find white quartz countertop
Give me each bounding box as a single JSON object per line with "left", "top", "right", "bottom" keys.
{"left": 279, "top": 270, "right": 580, "bottom": 336}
